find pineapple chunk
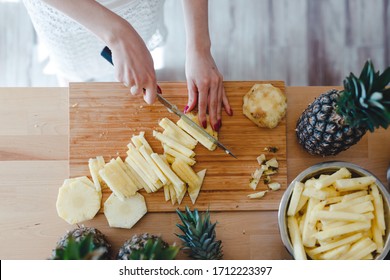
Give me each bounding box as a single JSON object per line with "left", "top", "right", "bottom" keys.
{"left": 249, "top": 166, "right": 266, "bottom": 190}
{"left": 268, "top": 182, "right": 281, "bottom": 191}
{"left": 265, "top": 157, "right": 278, "bottom": 169}
{"left": 188, "top": 169, "right": 207, "bottom": 204}
{"left": 248, "top": 190, "right": 268, "bottom": 199}
{"left": 256, "top": 154, "right": 266, "bottom": 165}
{"left": 104, "top": 192, "right": 147, "bottom": 229}
{"left": 99, "top": 159, "right": 138, "bottom": 200}
{"left": 115, "top": 157, "right": 143, "bottom": 190}
{"left": 56, "top": 177, "right": 101, "bottom": 225}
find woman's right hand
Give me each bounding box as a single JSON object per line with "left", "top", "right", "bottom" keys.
{"left": 108, "top": 22, "right": 158, "bottom": 104}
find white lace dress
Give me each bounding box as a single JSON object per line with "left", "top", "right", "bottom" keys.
{"left": 23, "top": 0, "right": 167, "bottom": 81}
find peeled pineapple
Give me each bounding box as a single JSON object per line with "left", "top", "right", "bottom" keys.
{"left": 104, "top": 192, "right": 147, "bottom": 229}
{"left": 56, "top": 177, "right": 101, "bottom": 224}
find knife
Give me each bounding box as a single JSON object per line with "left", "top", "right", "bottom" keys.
{"left": 101, "top": 46, "right": 237, "bottom": 158}
{"left": 156, "top": 93, "right": 237, "bottom": 158}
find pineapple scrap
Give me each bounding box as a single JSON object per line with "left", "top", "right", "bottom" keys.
{"left": 248, "top": 151, "right": 282, "bottom": 195}
{"left": 248, "top": 190, "right": 268, "bottom": 199}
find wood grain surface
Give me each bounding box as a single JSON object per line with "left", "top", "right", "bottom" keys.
{"left": 69, "top": 81, "right": 287, "bottom": 212}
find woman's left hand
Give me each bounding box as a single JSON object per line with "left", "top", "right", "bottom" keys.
{"left": 185, "top": 48, "right": 232, "bottom": 132}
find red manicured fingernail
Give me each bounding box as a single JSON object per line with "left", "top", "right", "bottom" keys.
{"left": 157, "top": 85, "right": 162, "bottom": 94}
{"left": 184, "top": 105, "right": 189, "bottom": 114}
{"left": 214, "top": 119, "right": 221, "bottom": 131}
{"left": 229, "top": 108, "right": 233, "bottom": 116}
{"left": 202, "top": 120, "right": 207, "bottom": 128}
{"left": 142, "top": 88, "right": 146, "bottom": 95}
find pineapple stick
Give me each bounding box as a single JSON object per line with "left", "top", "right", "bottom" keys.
{"left": 153, "top": 130, "right": 195, "bottom": 158}
{"left": 163, "top": 144, "right": 196, "bottom": 166}
{"left": 125, "top": 156, "right": 155, "bottom": 193}
{"left": 139, "top": 145, "right": 168, "bottom": 185}
{"left": 88, "top": 157, "right": 104, "bottom": 192}
{"left": 169, "top": 184, "right": 177, "bottom": 205}
{"left": 127, "top": 144, "right": 163, "bottom": 190}
{"left": 99, "top": 162, "right": 137, "bottom": 200}
{"left": 159, "top": 117, "right": 198, "bottom": 149}
{"left": 150, "top": 153, "right": 186, "bottom": 196}
{"left": 163, "top": 185, "right": 171, "bottom": 202}
{"left": 171, "top": 158, "right": 200, "bottom": 190}
{"left": 136, "top": 131, "right": 154, "bottom": 154}
{"left": 163, "top": 127, "right": 196, "bottom": 150}
{"left": 115, "top": 157, "right": 143, "bottom": 190}
{"left": 177, "top": 118, "right": 216, "bottom": 151}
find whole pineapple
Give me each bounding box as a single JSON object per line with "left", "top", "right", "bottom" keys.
{"left": 296, "top": 61, "right": 390, "bottom": 156}
{"left": 176, "top": 206, "right": 223, "bottom": 260}
{"left": 117, "top": 233, "right": 179, "bottom": 260}
{"left": 50, "top": 226, "right": 111, "bottom": 260}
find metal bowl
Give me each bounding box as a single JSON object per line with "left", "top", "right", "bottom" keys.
{"left": 278, "top": 161, "right": 390, "bottom": 260}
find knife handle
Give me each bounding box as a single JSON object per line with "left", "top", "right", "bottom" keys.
{"left": 101, "top": 46, "right": 113, "bottom": 65}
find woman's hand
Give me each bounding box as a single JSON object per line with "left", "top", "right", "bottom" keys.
{"left": 109, "top": 23, "right": 157, "bottom": 104}
{"left": 181, "top": 0, "right": 232, "bottom": 131}
{"left": 185, "top": 48, "right": 232, "bottom": 131}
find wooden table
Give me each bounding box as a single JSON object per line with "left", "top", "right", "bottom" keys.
{"left": 0, "top": 86, "right": 389, "bottom": 260}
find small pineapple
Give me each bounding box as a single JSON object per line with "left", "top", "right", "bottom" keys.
{"left": 50, "top": 226, "right": 111, "bottom": 260}
{"left": 176, "top": 206, "right": 223, "bottom": 260}
{"left": 117, "top": 233, "right": 179, "bottom": 260}
{"left": 296, "top": 60, "right": 390, "bottom": 156}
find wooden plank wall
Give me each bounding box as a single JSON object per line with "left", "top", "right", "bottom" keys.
{"left": 1, "top": 0, "right": 389, "bottom": 87}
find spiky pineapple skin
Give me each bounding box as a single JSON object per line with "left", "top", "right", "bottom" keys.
{"left": 117, "top": 233, "right": 168, "bottom": 260}
{"left": 51, "top": 226, "right": 111, "bottom": 260}
{"left": 296, "top": 89, "right": 367, "bottom": 156}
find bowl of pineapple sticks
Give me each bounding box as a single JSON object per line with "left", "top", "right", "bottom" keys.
{"left": 278, "top": 161, "right": 390, "bottom": 260}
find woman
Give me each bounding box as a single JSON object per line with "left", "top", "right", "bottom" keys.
{"left": 24, "top": 0, "right": 232, "bottom": 131}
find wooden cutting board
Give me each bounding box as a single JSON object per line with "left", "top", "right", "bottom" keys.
{"left": 69, "top": 81, "right": 287, "bottom": 212}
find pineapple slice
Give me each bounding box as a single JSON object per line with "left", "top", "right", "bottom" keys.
{"left": 56, "top": 177, "right": 101, "bottom": 224}
{"left": 159, "top": 117, "right": 198, "bottom": 149}
{"left": 99, "top": 159, "right": 138, "bottom": 201}
{"left": 104, "top": 192, "right": 147, "bottom": 229}
{"left": 153, "top": 130, "right": 195, "bottom": 158}
{"left": 249, "top": 166, "right": 266, "bottom": 190}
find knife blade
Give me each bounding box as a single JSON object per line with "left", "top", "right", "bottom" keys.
{"left": 100, "top": 46, "right": 236, "bottom": 158}
{"left": 156, "top": 94, "right": 237, "bottom": 159}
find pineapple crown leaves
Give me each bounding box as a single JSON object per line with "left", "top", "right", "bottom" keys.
{"left": 175, "top": 206, "right": 223, "bottom": 260}
{"left": 52, "top": 233, "right": 106, "bottom": 260}
{"left": 128, "top": 238, "right": 180, "bottom": 260}
{"left": 337, "top": 60, "right": 390, "bottom": 131}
